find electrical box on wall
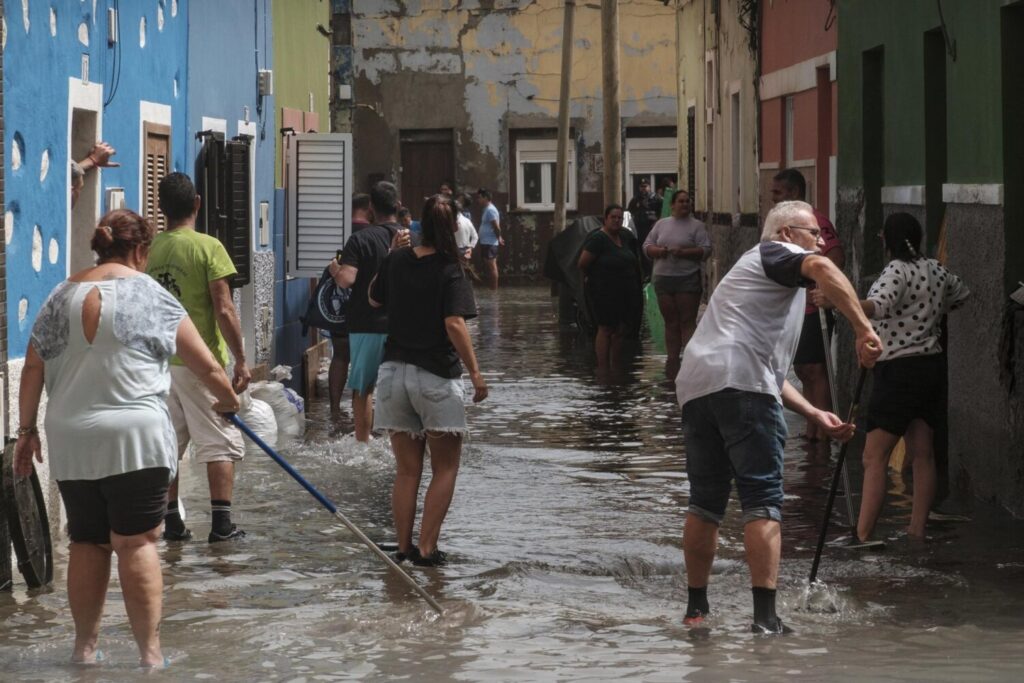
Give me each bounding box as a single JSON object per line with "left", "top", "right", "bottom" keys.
{"left": 258, "top": 70, "right": 274, "bottom": 97}
{"left": 259, "top": 201, "right": 270, "bottom": 247}
{"left": 105, "top": 188, "right": 126, "bottom": 213}
{"left": 107, "top": 8, "right": 118, "bottom": 45}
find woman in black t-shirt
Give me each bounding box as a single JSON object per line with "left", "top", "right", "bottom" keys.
{"left": 369, "top": 195, "right": 488, "bottom": 567}
{"left": 578, "top": 205, "right": 642, "bottom": 371}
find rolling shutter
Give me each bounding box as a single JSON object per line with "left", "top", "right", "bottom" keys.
{"left": 626, "top": 138, "right": 678, "bottom": 174}
{"left": 143, "top": 123, "right": 171, "bottom": 231}
{"left": 286, "top": 133, "right": 353, "bottom": 278}
{"left": 197, "top": 134, "right": 252, "bottom": 287}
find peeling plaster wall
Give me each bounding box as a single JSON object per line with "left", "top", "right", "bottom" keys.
{"left": 350, "top": 0, "right": 677, "bottom": 277}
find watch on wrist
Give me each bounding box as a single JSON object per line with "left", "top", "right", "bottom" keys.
{"left": 17, "top": 425, "right": 38, "bottom": 437}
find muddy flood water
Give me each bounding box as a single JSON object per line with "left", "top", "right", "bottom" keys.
{"left": 2, "top": 285, "right": 1024, "bottom": 682}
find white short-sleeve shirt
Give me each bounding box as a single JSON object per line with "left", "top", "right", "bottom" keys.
{"left": 677, "top": 241, "right": 812, "bottom": 408}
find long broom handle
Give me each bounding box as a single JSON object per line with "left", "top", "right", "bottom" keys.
{"left": 819, "top": 308, "right": 857, "bottom": 529}
{"left": 808, "top": 369, "right": 868, "bottom": 584}
{"left": 227, "top": 414, "right": 445, "bottom": 615}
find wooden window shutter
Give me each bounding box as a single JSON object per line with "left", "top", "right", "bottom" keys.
{"left": 196, "top": 134, "right": 252, "bottom": 287}
{"left": 286, "top": 133, "right": 353, "bottom": 278}
{"left": 143, "top": 123, "right": 171, "bottom": 231}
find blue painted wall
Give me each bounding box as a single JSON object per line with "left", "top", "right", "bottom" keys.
{"left": 186, "top": 0, "right": 274, "bottom": 253}
{"left": 3, "top": 0, "right": 188, "bottom": 358}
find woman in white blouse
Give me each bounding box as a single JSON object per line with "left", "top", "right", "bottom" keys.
{"left": 815, "top": 212, "right": 968, "bottom": 544}
{"left": 14, "top": 210, "right": 239, "bottom": 667}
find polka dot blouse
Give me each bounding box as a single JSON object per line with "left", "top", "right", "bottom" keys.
{"left": 867, "top": 257, "right": 969, "bottom": 361}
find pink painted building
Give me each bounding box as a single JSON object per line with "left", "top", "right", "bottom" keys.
{"left": 758, "top": 1, "right": 838, "bottom": 220}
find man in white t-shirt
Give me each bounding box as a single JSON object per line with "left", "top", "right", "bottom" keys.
{"left": 676, "top": 201, "right": 881, "bottom": 634}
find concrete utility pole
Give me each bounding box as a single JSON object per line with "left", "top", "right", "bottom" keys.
{"left": 553, "top": 0, "right": 576, "bottom": 234}
{"left": 601, "top": 0, "right": 622, "bottom": 206}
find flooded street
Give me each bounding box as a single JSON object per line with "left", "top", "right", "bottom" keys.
{"left": 2, "top": 285, "right": 1024, "bottom": 681}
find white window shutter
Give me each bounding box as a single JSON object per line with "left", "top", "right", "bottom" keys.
{"left": 286, "top": 133, "right": 353, "bottom": 278}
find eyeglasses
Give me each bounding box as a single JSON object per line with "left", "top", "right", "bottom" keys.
{"left": 785, "top": 225, "right": 821, "bottom": 238}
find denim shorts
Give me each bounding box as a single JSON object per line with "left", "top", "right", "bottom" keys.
{"left": 374, "top": 361, "right": 467, "bottom": 437}
{"left": 347, "top": 333, "right": 387, "bottom": 394}
{"left": 681, "top": 389, "right": 787, "bottom": 525}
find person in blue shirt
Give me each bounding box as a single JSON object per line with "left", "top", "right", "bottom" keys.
{"left": 475, "top": 188, "right": 503, "bottom": 289}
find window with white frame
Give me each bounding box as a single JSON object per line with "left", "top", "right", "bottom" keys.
{"left": 625, "top": 136, "right": 678, "bottom": 199}
{"left": 515, "top": 138, "right": 576, "bottom": 211}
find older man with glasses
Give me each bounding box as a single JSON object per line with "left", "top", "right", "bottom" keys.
{"left": 675, "top": 200, "right": 881, "bottom": 635}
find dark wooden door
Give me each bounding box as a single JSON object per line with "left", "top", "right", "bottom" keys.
{"left": 400, "top": 130, "right": 454, "bottom": 219}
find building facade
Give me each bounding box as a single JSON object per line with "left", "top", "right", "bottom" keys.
{"left": 676, "top": 0, "right": 761, "bottom": 283}
{"left": 270, "top": 0, "right": 331, "bottom": 381}
{"left": 187, "top": 0, "right": 277, "bottom": 375}
{"left": 344, "top": 0, "right": 678, "bottom": 278}
{"left": 758, "top": 0, "right": 837, "bottom": 221}
{"left": 837, "top": 0, "right": 1024, "bottom": 515}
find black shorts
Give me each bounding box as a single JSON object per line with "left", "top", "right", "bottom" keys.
{"left": 794, "top": 309, "right": 835, "bottom": 365}
{"left": 57, "top": 467, "right": 171, "bottom": 544}
{"left": 867, "top": 354, "right": 946, "bottom": 436}
{"left": 478, "top": 244, "right": 499, "bottom": 260}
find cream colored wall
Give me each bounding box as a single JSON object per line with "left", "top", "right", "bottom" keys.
{"left": 676, "top": 0, "right": 759, "bottom": 216}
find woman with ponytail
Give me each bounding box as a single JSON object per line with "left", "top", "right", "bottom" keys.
{"left": 14, "top": 209, "right": 238, "bottom": 667}
{"left": 369, "top": 194, "right": 487, "bottom": 566}
{"left": 813, "top": 212, "right": 969, "bottom": 544}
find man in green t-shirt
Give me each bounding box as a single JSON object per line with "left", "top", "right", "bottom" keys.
{"left": 147, "top": 173, "right": 251, "bottom": 543}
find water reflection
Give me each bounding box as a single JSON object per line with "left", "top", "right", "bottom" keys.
{"left": 1, "top": 286, "right": 1023, "bottom": 681}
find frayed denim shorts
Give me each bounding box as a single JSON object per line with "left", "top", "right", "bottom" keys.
{"left": 374, "top": 361, "right": 467, "bottom": 438}
{"left": 681, "top": 388, "right": 787, "bottom": 525}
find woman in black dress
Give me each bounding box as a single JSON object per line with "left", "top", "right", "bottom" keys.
{"left": 578, "top": 205, "right": 643, "bottom": 371}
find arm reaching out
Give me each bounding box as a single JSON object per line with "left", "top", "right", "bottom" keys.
{"left": 781, "top": 380, "right": 855, "bottom": 441}
{"left": 801, "top": 255, "right": 882, "bottom": 368}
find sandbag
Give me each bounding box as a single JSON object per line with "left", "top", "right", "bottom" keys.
{"left": 237, "top": 396, "right": 278, "bottom": 456}
{"left": 250, "top": 381, "right": 305, "bottom": 438}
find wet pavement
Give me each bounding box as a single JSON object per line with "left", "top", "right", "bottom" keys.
{"left": 2, "top": 285, "right": 1024, "bottom": 681}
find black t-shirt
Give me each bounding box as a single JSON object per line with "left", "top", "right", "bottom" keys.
{"left": 370, "top": 248, "right": 477, "bottom": 378}
{"left": 340, "top": 221, "right": 399, "bottom": 333}
{"left": 582, "top": 229, "right": 641, "bottom": 284}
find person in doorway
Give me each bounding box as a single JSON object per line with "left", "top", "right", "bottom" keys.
{"left": 643, "top": 190, "right": 711, "bottom": 379}
{"left": 14, "top": 210, "right": 238, "bottom": 667}
{"left": 147, "top": 173, "right": 250, "bottom": 543}
{"left": 475, "top": 188, "right": 503, "bottom": 289}
{"left": 328, "top": 181, "right": 409, "bottom": 442}
{"left": 626, "top": 179, "right": 663, "bottom": 277}
{"left": 454, "top": 192, "right": 478, "bottom": 260}
{"left": 439, "top": 181, "right": 455, "bottom": 198}
{"left": 327, "top": 193, "right": 374, "bottom": 416}
{"left": 813, "top": 212, "right": 969, "bottom": 544}
{"left": 677, "top": 200, "right": 881, "bottom": 634}
{"left": 578, "top": 205, "right": 642, "bottom": 373}
{"left": 70, "top": 142, "right": 119, "bottom": 208}
{"left": 369, "top": 194, "right": 488, "bottom": 566}
{"left": 771, "top": 168, "right": 845, "bottom": 441}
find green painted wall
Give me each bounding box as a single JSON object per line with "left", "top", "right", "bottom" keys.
{"left": 273, "top": 0, "right": 332, "bottom": 187}
{"left": 837, "top": 0, "right": 1004, "bottom": 187}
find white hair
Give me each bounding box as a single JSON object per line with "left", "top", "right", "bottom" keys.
{"left": 761, "top": 200, "right": 815, "bottom": 242}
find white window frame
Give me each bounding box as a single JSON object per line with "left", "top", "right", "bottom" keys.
{"left": 515, "top": 138, "right": 576, "bottom": 211}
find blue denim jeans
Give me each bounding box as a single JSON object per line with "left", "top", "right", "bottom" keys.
{"left": 681, "top": 389, "right": 787, "bottom": 525}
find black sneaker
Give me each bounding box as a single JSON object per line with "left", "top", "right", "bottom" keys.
{"left": 208, "top": 526, "right": 247, "bottom": 543}
{"left": 163, "top": 527, "right": 193, "bottom": 542}
{"left": 751, "top": 618, "right": 794, "bottom": 635}
{"left": 394, "top": 546, "right": 421, "bottom": 564}
{"left": 412, "top": 549, "right": 448, "bottom": 567}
